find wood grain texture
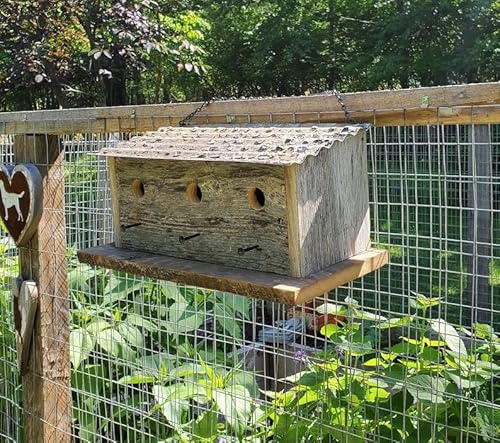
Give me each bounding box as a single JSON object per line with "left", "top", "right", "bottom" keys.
{"left": 108, "top": 157, "right": 122, "bottom": 247}
{"left": 116, "top": 158, "right": 290, "bottom": 274}
{"left": 291, "top": 132, "right": 371, "bottom": 276}
{"left": 12, "top": 279, "right": 39, "bottom": 375}
{"left": 284, "top": 165, "right": 301, "bottom": 276}
{"left": 0, "top": 83, "right": 498, "bottom": 134}
{"left": 14, "top": 135, "right": 71, "bottom": 443}
{"left": 78, "top": 244, "right": 389, "bottom": 305}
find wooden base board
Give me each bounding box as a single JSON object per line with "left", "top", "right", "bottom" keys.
{"left": 77, "top": 244, "right": 388, "bottom": 305}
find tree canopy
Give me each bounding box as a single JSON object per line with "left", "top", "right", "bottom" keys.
{"left": 0, "top": 0, "right": 498, "bottom": 110}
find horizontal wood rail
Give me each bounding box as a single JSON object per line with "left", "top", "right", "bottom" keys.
{"left": 0, "top": 82, "right": 499, "bottom": 134}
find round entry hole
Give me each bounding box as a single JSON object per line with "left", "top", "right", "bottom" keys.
{"left": 247, "top": 187, "right": 265, "bottom": 210}
{"left": 187, "top": 182, "right": 202, "bottom": 203}
{"left": 131, "top": 179, "right": 145, "bottom": 197}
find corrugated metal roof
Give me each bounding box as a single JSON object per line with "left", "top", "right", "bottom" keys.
{"left": 99, "top": 124, "right": 366, "bottom": 165}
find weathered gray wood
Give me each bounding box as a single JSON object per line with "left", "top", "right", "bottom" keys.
{"left": 12, "top": 279, "right": 38, "bottom": 375}
{"left": 108, "top": 157, "right": 122, "bottom": 247}
{"left": 77, "top": 244, "right": 389, "bottom": 305}
{"left": 14, "top": 135, "right": 71, "bottom": 443}
{"left": 289, "top": 132, "right": 371, "bottom": 276}
{"left": 116, "top": 158, "right": 290, "bottom": 274}
{"left": 466, "top": 125, "right": 492, "bottom": 324}
{"left": 0, "top": 83, "right": 499, "bottom": 135}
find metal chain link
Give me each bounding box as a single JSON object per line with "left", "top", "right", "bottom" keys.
{"left": 178, "top": 98, "right": 213, "bottom": 126}
{"left": 179, "top": 80, "right": 218, "bottom": 126}
{"left": 179, "top": 85, "right": 353, "bottom": 126}
{"left": 319, "top": 88, "right": 353, "bottom": 123}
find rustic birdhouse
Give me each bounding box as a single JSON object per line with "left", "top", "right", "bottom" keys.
{"left": 78, "top": 124, "right": 388, "bottom": 304}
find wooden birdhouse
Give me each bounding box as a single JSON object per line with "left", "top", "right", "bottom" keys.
{"left": 78, "top": 124, "right": 388, "bottom": 304}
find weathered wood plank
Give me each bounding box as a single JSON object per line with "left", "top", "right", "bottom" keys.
{"left": 116, "top": 158, "right": 290, "bottom": 274}
{"left": 77, "top": 244, "right": 389, "bottom": 305}
{"left": 13, "top": 135, "right": 71, "bottom": 443}
{"left": 0, "top": 83, "right": 498, "bottom": 134}
{"left": 108, "top": 157, "right": 122, "bottom": 247}
{"left": 294, "top": 134, "right": 371, "bottom": 276}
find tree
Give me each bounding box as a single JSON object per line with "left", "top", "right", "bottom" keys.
{"left": 0, "top": 0, "right": 207, "bottom": 110}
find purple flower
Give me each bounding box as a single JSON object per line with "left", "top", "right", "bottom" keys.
{"left": 294, "top": 350, "right": 308, "bottom": 363}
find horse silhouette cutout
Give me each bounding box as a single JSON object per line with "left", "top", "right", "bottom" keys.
{"left": 0, "top": 180, "right": 25, "bottom": 222}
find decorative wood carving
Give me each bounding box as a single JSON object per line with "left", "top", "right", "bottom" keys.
{"left": 0, "top": 164, "right": 43, "bottom": 245}
{"left": 12, "top": 278, "right": 39, "bottom": 375}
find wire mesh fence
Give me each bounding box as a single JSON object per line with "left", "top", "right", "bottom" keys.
{"left": 0, "top": 118, "right": 499, "bottom": 442}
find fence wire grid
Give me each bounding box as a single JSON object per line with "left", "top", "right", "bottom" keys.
{"left": 0, "top": 119, "right": 499, "bottom": 443}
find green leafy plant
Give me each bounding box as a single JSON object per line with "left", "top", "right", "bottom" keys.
{"left": 263, "top": 295, "right": 500, "bottom": 443}
{"left": 68, "top": 253, "right": 251, "bottom": 442}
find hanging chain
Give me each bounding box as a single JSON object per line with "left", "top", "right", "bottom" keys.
{"left": 319, "top": 88, "right": 353, "bottom": 123}
{"left": 178, "top": 98, "right": 213, "bottom": 126}
{"left": 179, "top": 79, "right": 218, "bottom": 127}
{"left": 179, "top": 82, "right": 353, "bottom": 125}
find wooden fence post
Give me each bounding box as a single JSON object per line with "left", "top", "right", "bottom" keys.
{"left": 13, "top": 135, "right": 71, "bottom": 442}
{"left": 466, "top": 125, "right": 492, "bottom": 325}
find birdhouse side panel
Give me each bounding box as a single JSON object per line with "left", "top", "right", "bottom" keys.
{"left": 288, "top": 133, "right": 371, "bottom": 277}
{"left": 113, "top": 158, "right": 291, "bottom": 274}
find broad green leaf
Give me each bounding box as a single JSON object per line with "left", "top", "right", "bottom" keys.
{"left": 378, "top": 316, "right": 412, "bottom": 330}
{"left": 125, "top": 313, "right": 157, "bottom": 332}
{"left": 320, "top": 323, "right": 340, "bottom": 338}
{"left": 71, "top": 364, "right": 107, "bottom": 411}
{"left": 167, "top": 293, "right": 188, "bottom": 323}
{"left": 95, "top": 328, "right": 136, "bottom": 361}
{"left": 363, "top": 378, "right": 389, "bottom": 389}
{"left": 164, "top": 363, "right": 205, "bottom": 382}
{"left": 216, "top": 291, "right": 250, "bottom": 319}
{"left": 214, "top": 304, "right": 242, "bottom": 340}
{"left": 474, "top": 323, "right": 498, "bottom": 341}
{"left": 420, "top": 347, "right": 441, "bottom": 364}
{"left": 353, "top": 309, "right": 387, "bottom": 322}
{"left": 175, "top": 311, "right": 205, "bottom": 334}
{"left": 447, "top": 371, "right": 489, "bottom": 390}
{"left": 365, "top": 387, "right": 390, "bottom": 402}
{"left": 117, "top": 374, "right": 157, "bottom": 385}
{"left": 406, "top": 375, "right": 449, "bottom": 404}
{"left": 401, "top": 337, "right": 446, "bottom": 347}
{"left": 391, "top": 341, "right": 419, "bottom": 356}
{"left": 103, "top": 274, "right": 143, "bottom": 306}
{"left": 475, "top": 404, "right": 500, "bottom": 439}
{"left": 86, "top": 319, "right": 112, "bottom": 335}
{"left": 315, "top": 302, "right": 345, "bottom": 315}
{"left": 135, "top": 353, "right": 175, "bottom": 377}
{"left": 430, "top": 319, "right": 467, "bottom": 356}
{"left": 364, "top": 358, "right": 389, "bottom": 368}
{"left": 228, "top": 371, "right": 260, "bottom": 399}
{"left": 68, "top": 264, "right": 99, "bottom": 293}
{"left": 117, "top": 323, "right": 144, "bottom": 348}
{"left": 212, "top": 385, "right": 252, "bottom": 432}
{"left": 409, "top": 292, "right": 441, "bottom": 310}
{"left": 298, "top": 389, "right": 319, "bottom": 405}
{"left": 337, "top": 338, "right": 373, "bottom": 356}
{"left": 152, "top": 383, "right": 203, "bottom": 427}
{"left": 295, "top": 370, "right": 330, "bottom": 387}
{"left": 74, "top": 408, "right": 97, "bottom": 443}
{"left": 192, "top": 408, "right": 218, "bottom": 440}
{"left": 70, "top": 328, "right": 95, "bottom": 369}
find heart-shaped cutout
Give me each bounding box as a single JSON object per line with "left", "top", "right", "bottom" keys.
{"left": 0, "top": 164, "right": 43, "bottom": 246}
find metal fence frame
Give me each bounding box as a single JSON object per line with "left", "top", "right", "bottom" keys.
{"left": 1, "top": 83, "right": 499, "bottom": 442}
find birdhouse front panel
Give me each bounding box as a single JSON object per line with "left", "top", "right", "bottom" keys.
{"left": 111, "top": 157, "right": 291, "bottom": 274}
{"left": 100, "top": 124, "right": 370, "bottom": 278}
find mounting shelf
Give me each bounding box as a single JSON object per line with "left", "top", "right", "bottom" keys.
{"left": 78, "top": 244, "right": 388, "bottom": 305}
